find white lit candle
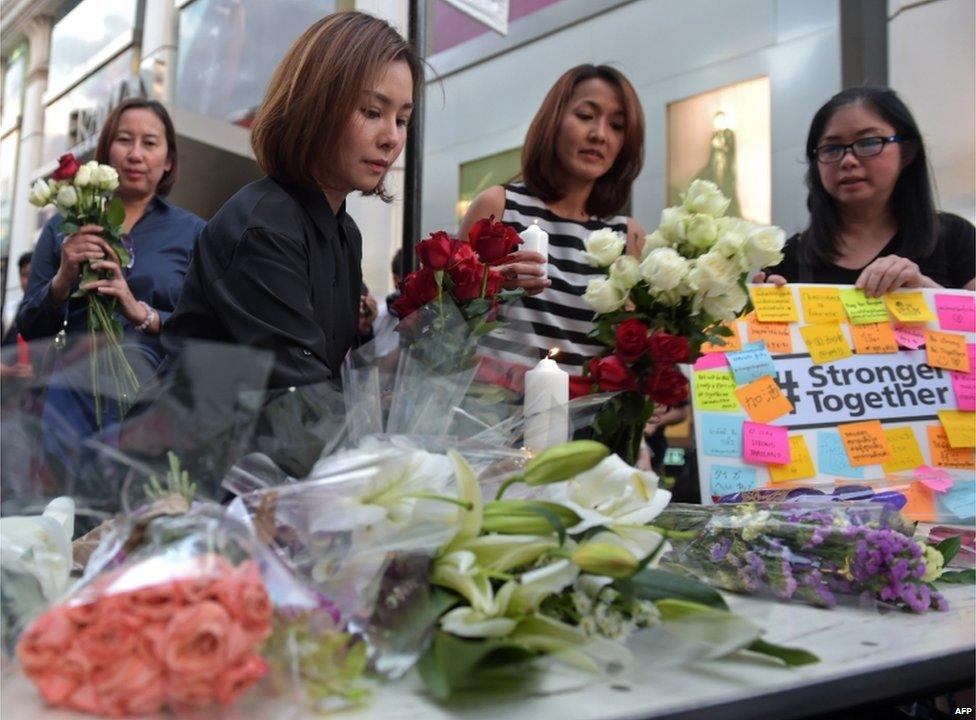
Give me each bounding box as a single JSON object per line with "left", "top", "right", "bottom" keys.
{"left": 523, "top": 351, "right": 569, "bottom": 454}
{"left": 519, "top": 221, "right": 549, "bottom": 277}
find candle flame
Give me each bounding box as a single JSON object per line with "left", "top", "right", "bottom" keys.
{"left": 548, "top": 348, "right": 560, "bottom": 359}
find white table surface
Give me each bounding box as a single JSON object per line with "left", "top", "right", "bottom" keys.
{"left": 3, "top": 584, "right": 974, "bottom": 720}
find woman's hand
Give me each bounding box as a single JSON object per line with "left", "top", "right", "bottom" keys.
{"left": 82, "top": 259, "right": 144, "bottom": 325}
{"left": 495, "top": 250, "right": 550, "bottom": 296}
{"left": 50, "top": 225, "right": 119, "bottom": 302}
{"left": 855, "top": 255, "right": 937, "bottom": 297}
{"left": 751, "top": 270, "right": 788, "bottom": 286}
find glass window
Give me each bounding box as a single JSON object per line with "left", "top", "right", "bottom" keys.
{"left": 48, "top": 0, "right": 137, "bottom": 96}
{"left": 457, "top": 146, "right": 521, "bottom": 223}
{"left": 2, "top": 46, "right": 27, "bottom": 132}
{"left": 0, "top": 129, "right": 20, "bottom": 259}
{"left": 175, "top": 0, "right": 336, "bottom": 126}
{"left": 432, "top": 0, "right": 566, "bottom": 55}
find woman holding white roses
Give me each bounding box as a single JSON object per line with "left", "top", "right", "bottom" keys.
{"left": 459, "top": 64, "right": 647, "bottom": 396}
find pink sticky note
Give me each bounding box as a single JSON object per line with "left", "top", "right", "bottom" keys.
{"left": 893, "top": 324, "right": 927, "bottom": 350}
{"left": 742, "top": 421, "right": 791, "bottom": 464}
{"left": 694, "top": 353, "right": 729, "bottom": 371}
{"left": 950, "top": 344, "right": 976, "bottom": 411}
{"left": 915, "top": 465, "right": 955, "bottom": 493}
{"left": 935, "top": 294, "right": 976, "bottom": 332}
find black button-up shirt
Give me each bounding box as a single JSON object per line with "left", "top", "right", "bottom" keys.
{"left": 163, "top": 177, "right": 362, "bottom": 389}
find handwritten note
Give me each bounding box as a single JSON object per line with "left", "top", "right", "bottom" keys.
{"left": 742, "top": 421, "right": 791, "bottom": 464}
{"left": 937, "top": 410, "right": 976, "bottom": 448}
{"left": 935, "top": 293, "right": 976, "bottom": 333}
{"left": 883, "top": 292, "right": 935, "bottom": 322}
{"left": 893, "top": 324, "right": 927, "bottom": 350}
{"left": 818, "top": 430, "right": 864, "bottom": 478}
{"left": 701, "top": 322, "right": 743, "bottom": 354}
{"left": 750, "top": 286, "right": 799, "bottom": 322}
{"left": 882, "top": 426, "right": 925, "bottom": 474}
{"left": 950, "top": 344, "right": 976, "bottom": 411}
{"left": 838, "top": 420, "right": 892, "bottom": 466}
{"left": 849, "top": 322, "right": 899, "bottom": 355}
{"left": 838, "top": 288, "right": 890, "bottom": 325}
{"left": 939, "top": 482, "right": 975, "bottom": 519}
{"left": 926, "top": 425, "right": 976, "bottom": 469}
{"left": 746, "top": 317, "right": 793, "bottom": 354}
{"left": 710, "top": 464, "right": 759, "bottom": 496}
{"left": 700, "top": 414, "right": 743, "bottom": 457}
{"left": 915, "top": 465, "right": 954, "bottom": 493}
{"left": 727, "top": 344, "right": 777, "bottom": 385}
{"left": 800, "top": 286, "right": 847, "bottom": 323}
{"left": 734, "top": 375, "right": 794, "bottom": 423}
{"left": 925, "top": 330, "right": 971, "bottom": 373}
{"left": 769, "top": 435, "right": 816, "bottom": 483}
{"left": 800, "top": 324, "right": 852, "bottom": 364}
{"left": 694, "top": 370, "right": 740, "bottom": 412}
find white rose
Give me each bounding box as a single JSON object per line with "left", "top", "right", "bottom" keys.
{"left": 95, "top": 164, "right": 119, "bottom": 191}
{"left": 640, "top": 230, "right": 670, "bottom": 259}
{"left": 639, "top": 247, "right": 688, "bottom": 292}
{"left": 743, "top": 224, "right": 786, "bottom": 271}
{"left": 684, "top": 213, "right": 718, "bottom": 251}
{"left": 609, "top": 255, "right": 641, "bottom": 290}
{"left": 682, "top": 179, "right": 731, "bottom": 217}
{"left": 28, "top": 179, "right": 51, "bottom": 207}
{"left": 688, "top": 250, "right": 740, "bottom": 295}
{"left": 700, "top": 282, "right": 748, "bottom": 321}
{"left": 659, "top": 206, "right": 691, "bottom": 243}
{"left": 583, "top": 228, "right": 626, "bottom": 267}
{"left": 73, "top": 164, "right": 93, "bottom": 187}
{"left": 583, "top": 276, "right": 627, "bottom": 313}
{"left": 55, "top": 184, "right": 78, "bottom": 208}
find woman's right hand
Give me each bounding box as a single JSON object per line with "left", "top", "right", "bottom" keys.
{"left": 751, "top": 270, "right": 788, "bottom": 286}
{"left": 50, "top": 225, "right": 118, "bottom": 302}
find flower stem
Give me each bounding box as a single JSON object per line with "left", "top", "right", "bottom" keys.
{"left": 404, "top": 492, "right": 473, "bottom": 511}
{"left": 494, "top": 476, "right": 522, "bottom": 500}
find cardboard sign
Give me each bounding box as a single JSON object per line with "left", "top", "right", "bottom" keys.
{"left": 799, "top": 324, "right": 852, "bottom": 364}
{"left": 838, "top": 420, "right": 892, "bottom": 466}
{"left": 839, "top": 289, "right": 890, "bottom": 325}
{"left": 735, "top": 375, "right": 794, "bottom": 423}
{"left": 800, "top": 286, "right": 847, "bottom": 324}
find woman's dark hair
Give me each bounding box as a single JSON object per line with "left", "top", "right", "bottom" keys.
{"left": 802, "top": 86, "right": 938, "bottom": 267}
{"left": 95, "top": 98, "right": 179, "bottom": 196}
{"left": 522, "top": 64, "right": 644, "bottom": 218}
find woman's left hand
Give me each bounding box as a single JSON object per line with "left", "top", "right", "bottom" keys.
{"left": 855, "top": 255, "right": 935, "bottom": 297}
{"left": 82, "top": 259, "right": 144, "bottom": 324}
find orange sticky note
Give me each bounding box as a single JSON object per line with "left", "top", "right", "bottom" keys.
{"left": 882, "top": 427, "right": 925, "bottom": 473}
{"left": 800, "top": 286, "right": 847, "bottom": 324}
{"left": 925, "top": 330, "right": 971, "bottom": 372}
{"left": 701, "top": 322, "right": 743, "bottom": 354}
{"left": 838, "top": 420, "right": 892, "bottom": 466}
{"left": 799, "top": 324, "right": 852, "bottom": 364}
{"left": 897, "top": 481, "right": 937, "bottom": 522}
{"left": 734, "top": 375, "right": 794, "bottom": 423}
{"left": 937, "top": 410, "right": 976, "bottom": 448}
{"left": 849, "top": 322, "right": 899, "bottom": 355}
{"left": 884, "top": 292, "right": 936, "bottom": 323}
{"left": 750, "top": 286, "right": 799, "bottom": 323}
{"left": 747, "top": 317, "right": 793, "bottom": 354}
{"left": 927, "top": 425, "right": 976, "bottom": 469}
{"left": 769, "top": 435, "right": 816, "bottom": 483}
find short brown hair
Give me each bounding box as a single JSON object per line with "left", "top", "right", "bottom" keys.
{"left": 522, "top": 65, "right": 644, "bottom": 218}
{"left": 251, "top": 11, "right": 422, "bottom": 200}
{"left": 96, "top": 98, "right": 179, "bottom": 196}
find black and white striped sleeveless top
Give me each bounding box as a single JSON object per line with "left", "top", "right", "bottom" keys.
{"left": 480, "top": 182, "right": 628, "bottom": 376}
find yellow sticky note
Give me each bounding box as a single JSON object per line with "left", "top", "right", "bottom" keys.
{"left": 926, "top": 425, "right": 976, "bottom": 469}
{"left": 884, "top": 292, "right": 936, "bottom": 323}
{"left": 849, "top": 322, "right": 899, "bottom": 355}
{"left": 925, "top": 330, "right": 971, "bottom": 373}
{"left": 799, "top": 324, "right": 853, "bottom": 364}
{"left": 838, "top": 420, "right": 892, "bottom": 466}
{"left": 701, "top": 322, "right": 742, "bottom": 354}
{"left": 693, "top": 370, "right": 740, "bottom": 412}
{"left": 750, "top": 286, "right": 799, "bottom": 323}
{"left": 882, "top": 427, "right": 925, "bottom": 473}
{"left": 938, "top": 410, "right": 976, "bottom": 448}
{"left": 800, "top": 286, "right": 847, "bottom": 324}
{"left": 747, "top": 317, "right": 793, "bottom": 354}
{"left": 734, "top": 375, "right": 794, "bottom": 423}
{"left": 769, "top": 435, "right": 816, "bottom": 483}
{"left": 838, "top": 288, "right": 890, "bottom": 325}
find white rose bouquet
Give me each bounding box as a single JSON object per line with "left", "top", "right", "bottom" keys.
{"left": 580, "top": 180, "right": 785, "bottom": 463}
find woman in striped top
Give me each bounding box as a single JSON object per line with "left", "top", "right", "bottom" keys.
{"left": 459, "top": 64, "right": 647, "bottom": 396}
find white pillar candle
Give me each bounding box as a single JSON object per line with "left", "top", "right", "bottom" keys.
{"left": 519, "top": 221, "right": 549, "bottom": 277}
{"left": 523, "top": 355, "right": 569, "bottom": 454}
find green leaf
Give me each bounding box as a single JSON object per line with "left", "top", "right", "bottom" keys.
{"left": 59, "top": 221, "right": 79, "bottom": 235}
{"left": 417, "top": 631, "right": 536, "bottom": 701}
{"left": 614, "top": 568, "right": 729, "bottom": 610}
{"left": 105, "top": 196, "right": 125, "bottom": 229}
{"left": 936, "top": 569, "right": 976, "bottom": 585}
{"left": 746, "top": 638, "right": 820, "bottom": 666}
{"left": 935, "top": 536, "right": 962, "bottom": 565}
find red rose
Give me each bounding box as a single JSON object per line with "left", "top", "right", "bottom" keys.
{"left": 392, "top": 268, "right": 439, "bottom": 317}
{"left": 415, "top": 231, "right": 457, "bottom": 270}
{"left": 468, "top": 215, "right": 521, "bottom": 264}
{"left": 52, "top": 153, "right": 81, "bottom": 181}
{"left": 450, "top": 242, "right": 478, "bottom": 265}
{"left": 448, "top": 254, "right": 485, "bottom": 302}
{"left": 484, "top": 267, "right": 504, "bottom": 298}
{"left": 588, "top": 355, "right": 637, "bottom": 392}
{"left": 614, "top": 318, "right": 650, "bottom": 363}
{"left": 644, "top": 363, "right": 689, "bottom": 405}
{"left": 649, "top": 331, "right": 691, "bottom": 363}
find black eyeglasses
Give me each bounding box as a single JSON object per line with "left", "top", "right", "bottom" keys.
{"left": 814, "top": 135, "right": 904, "bottom": 164}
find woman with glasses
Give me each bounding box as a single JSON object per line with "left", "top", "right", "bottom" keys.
{"left": 759, "top": 87, "right": 974, "bottom": 295}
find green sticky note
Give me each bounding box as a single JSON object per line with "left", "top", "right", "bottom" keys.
{"left": 838, "top": 288, "right": 890, "bottom": 325}
{"left": 694, "top": 370, "right": 740, "bottom": 412}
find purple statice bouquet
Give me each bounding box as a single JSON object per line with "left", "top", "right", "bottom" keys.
{"left": 656, "top": 502, "right": 951, "bottom": 613}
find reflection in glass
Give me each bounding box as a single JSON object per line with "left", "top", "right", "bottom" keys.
{"left": 2, "top": 47, "right": 26, "bottom": 130}
{"left": 0, "top": 130, "right": 18, "bottom": 260}
{"left": 48, "top": 0, "right": 136, "bottom": 95}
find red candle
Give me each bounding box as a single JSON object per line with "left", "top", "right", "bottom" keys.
{"left": 16, "top": 334, "right": 29, "bottom": 365}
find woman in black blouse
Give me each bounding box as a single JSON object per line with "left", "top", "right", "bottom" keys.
{"left": 760, "top": 87, "right": 975, "bottom": 294}
{"left": 164, "top": 12, "right": 421, "bottom": 389}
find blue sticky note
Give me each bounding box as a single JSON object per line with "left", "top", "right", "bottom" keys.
{"left": 939, "top": 482, "right": 975, "bottom": 519}
{"left": 701, "top": 414, "right": 743, "bottom": 458}
{"left": 817, "top": 431, "right": 864, "bottom": 478}
{"left": 727, "top": 344, "right": 777, "bottom": 385}
{"left": 743, "top": 341, "right": 766, "bottom": 351}
{"left": 710, "top": 464, "right": 759, "bottom": 496}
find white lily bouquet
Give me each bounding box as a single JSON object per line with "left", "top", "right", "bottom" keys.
{"left": 29, "top": 153, "right": 139, "bottom": 426}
